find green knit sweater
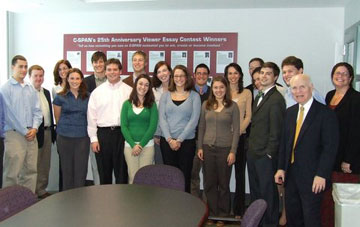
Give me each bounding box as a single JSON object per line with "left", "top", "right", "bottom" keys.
{"left": 120, "top": 100, "right": 158, "bottom": 148}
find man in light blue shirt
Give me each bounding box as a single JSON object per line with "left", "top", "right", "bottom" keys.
{"left": 0, "top": 55, "right": 42, "bottom": 192}
{"left": 0, "top": 93, "right": 5, "bottom": 188}
{"left": 281, "top": 56, "right": 325, "bottom": 108}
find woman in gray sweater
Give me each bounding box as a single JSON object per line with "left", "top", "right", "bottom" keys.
{"left": 159, "top": 65, "right": 201, "bottom": 193}
{"left": 197, "top": 76, "right": 240, "bottom": 223}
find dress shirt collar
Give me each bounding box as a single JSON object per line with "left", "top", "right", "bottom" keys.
{"left": 195, "top": 84, "right": 208, "bottom": 95}
{"left": 10, "top": 77, "right": 30, "bottom": 86}
{"left": 95, "top": 74, "right": 107, "bottom": 82}
{"left": 106, "top": 79, "right": 123, "bottom": 88}
{"left": 262, "top": 85, "right": 275, "bottom": 96}
{"left": 298, "top": 97, "right": 313, "bottom": 120}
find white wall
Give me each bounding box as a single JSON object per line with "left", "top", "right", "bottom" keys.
{"left": 345, "top": 0, "right": 360, "bottom": 29}
{"left": 9, "top": 7, "right": 344, "bottom": 96}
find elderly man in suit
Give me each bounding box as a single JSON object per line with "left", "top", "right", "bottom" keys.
{"left": 247, "top": 62, "right": 286, "bottom": 226}
{"left": 275, "top": 74, "right": 339, "bottom": 227}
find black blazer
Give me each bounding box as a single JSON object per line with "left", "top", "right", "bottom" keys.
{"left": 248, "top": 86, "right": 286, "bottom": 159}
{"left": 84, "top": 74, "right": 97, "bottom": 93}
{"left": 36, "top": 88, "right": 56, "bottom": 148}
{"left": 326, "top": 88, "right": 360, "bottom": 174}
{"left": 278, "top": 100, "right": 339, "bottom": 186}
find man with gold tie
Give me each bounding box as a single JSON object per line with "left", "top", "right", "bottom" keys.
{"left": 275, "top": 74, "right": 339, "bottom": 227}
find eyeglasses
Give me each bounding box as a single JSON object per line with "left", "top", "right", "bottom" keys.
{"left": 174, "top": 75, "right": 186, "bottom": 79}
{"left": 334, "top": 71, "right": 349, "bottom": 77}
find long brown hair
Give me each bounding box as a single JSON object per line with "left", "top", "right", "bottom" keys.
{"left": 53, "top": 59, "right": 72, "bottom": 85}
{"left": 206, "top": 76, "right": 232, "bottom": 110}
{"left": 129, "top": 74, "right": 155, "bottom": 108}
{"left": 59, "top": 68, "right": 88, "bottom": 100}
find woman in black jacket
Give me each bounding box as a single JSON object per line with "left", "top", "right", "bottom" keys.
{"left": 322, "top": 62, "right": 360, "bottom": 227}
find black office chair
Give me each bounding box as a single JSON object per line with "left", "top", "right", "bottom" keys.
{"left": 0, "top": 185, "right": 38, "bottom": 221}
{"left": 133, "top": 164, "right": 185, "bottom": 191}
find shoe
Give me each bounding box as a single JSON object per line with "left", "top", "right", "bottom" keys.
{"left": 216, "top": 221, "right": 225, "bottom": 227}
{"left": 38, "top": 192, "right": 51, "bottom": 199}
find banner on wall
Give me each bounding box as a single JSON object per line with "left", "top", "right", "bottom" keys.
{"left": 64, "top": 33, "right": 238, "bottom": 76}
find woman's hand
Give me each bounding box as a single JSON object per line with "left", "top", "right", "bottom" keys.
{"left": 132, "top": 144, "right": 143, "bottom": 156}
{"left": 227, "top": 152, "right": 236, "bottom": 166}
{"left": 197, "top": 149, "right": 204, "bottom": 161}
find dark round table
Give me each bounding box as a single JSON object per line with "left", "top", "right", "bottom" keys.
{"left": 1, "top": 184, "right": 208, "bottom": 227}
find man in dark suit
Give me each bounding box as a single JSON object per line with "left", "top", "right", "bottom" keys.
{"left": 29, "top": 65, "right": 56, "bottom": 199}
{"left": 84, "top": 51, "right": 107, "bottom": 93}
{"left": 123, "top": 50, "right": 147, "bottom": 88}
{"left": 84, "top": 51, "right": 107, "bottom": 186}
{"left": 275, "top": 74, "right": 339, "bottom": 227}
{"left": 248, "top": 62, "right": 286, "bottom": 227}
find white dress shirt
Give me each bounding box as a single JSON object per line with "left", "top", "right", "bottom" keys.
{"left": 87, "top": 80, "right": 132, "bottom": 143}
{"left": 297, "top": 97, "right": 313, "bottom": 121}
{"left": 38, "top": 88, "right": 51, "bottom": 127}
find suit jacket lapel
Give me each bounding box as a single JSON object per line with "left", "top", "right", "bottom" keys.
{"left": 335, "top": 87, "right": 353, "bottom": 110}
{"left": 294, "top": 101, "right": 319, "bottom": 149}
{"left": 253, "top": 87, "right": 276, "bottom": 115}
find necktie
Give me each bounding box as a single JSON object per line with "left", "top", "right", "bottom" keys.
{"left": 199, "top": 87, "right": 203, "bottom": 95}
{"left": 256, "top": 91, "right": 264, "bottom": 106}
{"left": 291, "top": 106, "right": 304, "bottom": 163}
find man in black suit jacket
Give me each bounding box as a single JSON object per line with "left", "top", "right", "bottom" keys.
{"left": 29, "top": 65, "right": 56, "bottom": 198}
{"left": 84, "top": 51, "right": 107, "bottom": 93}
{"left": 248, "top": 62, "right": 286, "bottom": 226}
{"left": 275, "top": 74, "right": 339, "bottom": 227}
{"left": 84, "top": 51, "right": 107, "bottom": 186}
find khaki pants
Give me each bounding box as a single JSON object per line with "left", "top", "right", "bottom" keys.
{"left": 36, "top": 129, "right": 52, "bottom": 196}
{"left": 124, "top": 146, "right": 154, "bottom": 184}
{"left": 3, "top": 130, "right": 38, "bottom": 193}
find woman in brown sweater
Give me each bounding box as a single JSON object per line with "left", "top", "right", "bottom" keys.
{"left": 197, "top": 76, "right": 240, "bottom": 226}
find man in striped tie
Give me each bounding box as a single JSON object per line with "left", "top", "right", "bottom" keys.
{"left": 275, "top": 74, "right": 339, "bottom": 227}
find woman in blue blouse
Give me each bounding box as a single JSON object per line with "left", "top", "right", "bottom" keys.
{"left": 159, "top": 65, "right": 201, "bottom": 192}
{"left": 53, "top": 68, "right": 90, "bottom": 190}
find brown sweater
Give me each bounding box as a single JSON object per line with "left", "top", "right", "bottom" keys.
{"left": 197, "top": 101, "right": 240, "bottom": 153}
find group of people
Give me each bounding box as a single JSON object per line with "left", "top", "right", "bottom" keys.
{"left": 0, "top": 51, "right": 359, "bottom": 227}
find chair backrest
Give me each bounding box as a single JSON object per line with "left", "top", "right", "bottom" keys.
{"left": 0, "top": 185, "right": 38, "bottom": 222}
{"left": 133, "top": 164, "right": 185, "bottom": 191}
{"left": 241, "top": 199, "right": 267, "bottom": 227}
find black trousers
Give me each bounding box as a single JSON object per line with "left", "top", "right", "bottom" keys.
{"left": 247, "top": 154, "right": 279, "bottom": 227}
{"left": 0, "top": 137, "right": 4, "bottom": 188}
{"left": 285, "top": 165, "right": 323, "bottom": 227}
{"left": 57, "top": 135, "right": 90, "bottom": 190}
{"left": 233, "top": 134, "right": 246, "bottom": 216}
{"left": 96, "top": 127, "right": 128, "bottom": 184}
{"left": 160, "top": 137, "right": 195, "bottom": 193}
{"left": 203, "top": 144, "right": 232, "bottom": 217}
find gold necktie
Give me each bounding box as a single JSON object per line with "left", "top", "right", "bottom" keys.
{"left": 291, "top": 106, "right": 304, "bottom": 163}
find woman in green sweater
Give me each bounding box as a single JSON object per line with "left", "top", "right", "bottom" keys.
{"left": 121, "top": 74, "right": 158, "bottom": 184}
